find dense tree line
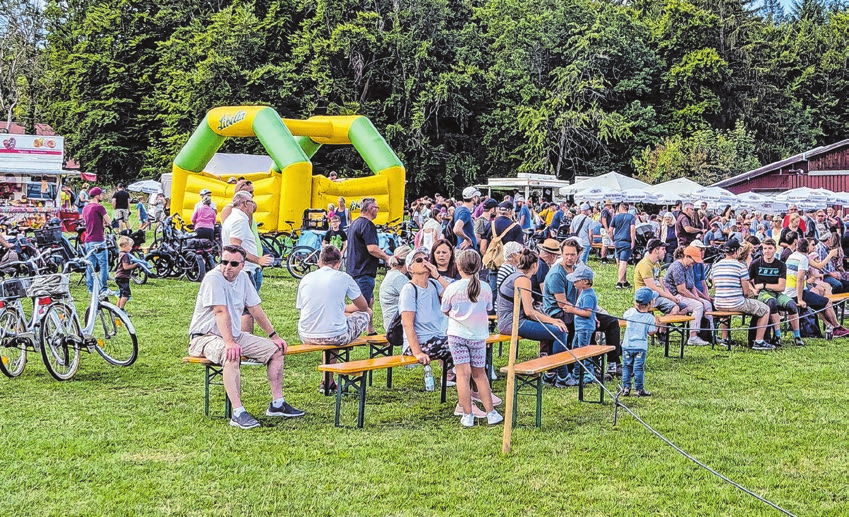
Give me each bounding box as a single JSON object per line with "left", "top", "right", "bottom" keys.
{"left": 1, "top": 0, "right": 847, "bottom": 196}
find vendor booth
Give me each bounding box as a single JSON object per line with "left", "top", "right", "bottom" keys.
{"left": 0, "top": 134, "right": 79, "bottom": 228}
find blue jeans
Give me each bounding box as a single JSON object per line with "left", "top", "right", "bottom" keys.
{"left": 85, "top": 242, "right": 109, "bottom": 293}
{"left": 579, "top": 245, "right": 590, "bottom": 265}
{"left": 572, "top": 328, "right": 595, "bottom": 379}
{"left": 517, "top": 319, "right": 569, "bottom": 380}
{"left": 622, "top": 349, "right": 647, "bottom": 390}
{"left": 247, "top": 267, "right": 263, "bottom": 293}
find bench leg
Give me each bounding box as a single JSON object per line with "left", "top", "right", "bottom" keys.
{"left": 598, "top": 355, "right": 606, "bottom": 404}
{"left": 535, "top": 375, "right": 543, "bottom": 428}
{"left": 334, "top": 373, "right": 368, "bottom": 428}
{"left": 485, "top": 344, "right": 493, "bottom": 387}
{"left": 680, "top": 322, "right": 689, "bottom": 359}
{"left": 440, "top": 361, "right": 449, "bottom": 404}
{"left": 205, "top": 364, "right": 230, "bottom": 418}
{"left": 204, "top": 365, "right": 212, "bottom": 417}
{"left": 578, "top": 367, "right": 584, "bottom": 402}
{"left": 368, "top": 343, "right": 394, "bottom": 389}
{"left": 663, "top": 327, "right": 671, "bottom": 358}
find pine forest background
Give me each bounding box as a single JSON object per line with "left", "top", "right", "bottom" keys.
{"left": 2, "top": 0, "right": 848, "bottom": 198}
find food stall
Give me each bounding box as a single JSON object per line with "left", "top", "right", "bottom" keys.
{"left": 0, "top": 134, "right": 79, "bottom": 228}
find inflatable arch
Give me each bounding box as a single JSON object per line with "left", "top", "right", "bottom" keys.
{"left": 169, "top": 106, "right": 405, "bottom": 231}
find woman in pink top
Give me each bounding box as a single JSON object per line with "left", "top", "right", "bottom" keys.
{"left": 191, "top": 197, "right": 217, "bottom": 240}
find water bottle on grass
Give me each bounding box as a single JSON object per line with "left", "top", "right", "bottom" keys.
{"left": 424, "top": 364, "right": 435, "bottom": 391}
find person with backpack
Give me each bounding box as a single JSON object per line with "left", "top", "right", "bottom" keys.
{"left": 480, "top": 201, "right": 524, "bottom": 293}
{"left": 569, "top": 203, "right": 593, "bottom": 264}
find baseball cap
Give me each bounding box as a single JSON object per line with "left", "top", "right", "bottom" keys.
{"left": 405, "top": 247, "right": 430, "bottom": 269}
{"left": 566, "top": 266, "right": 594, "bottom": 283}
{"left": 690, "top": 239, "right": 706, "bottom": 249}
{"left": 483, "top": 198, "right": 498, "bottom": 209}
{"left": 199, "top": 188, "right": 211, "bottom": 196}
{"left": 722, "top": 238, "right": 741, "bottom": 253}
{"left": 462, "top": 186, "right": 481, "bottom": 200}
{"left": 646, "top": 238, "right": 665, "bottom": 252}
{"left": 227, "top": 177, "right": 238, "bottom": 184}
{"left": 89, "top": 187, "right": 102, "bottom": 197}
{"left": 515, "top": 195, "right": 525, "bottom": 203}
{"left": 635, "top": 287, "right": 659, "bottom": 305}
{"left": 580, "top": 203, "right": 590, "bottom": 211}
{"left": 684, "top": 246, "right": 703, "bottom": 263}
{"left": 540, "top": 238, "right": 560, "bottom": 254}
{"left": 498, "top": 201, "right": 513, "bottom": 211}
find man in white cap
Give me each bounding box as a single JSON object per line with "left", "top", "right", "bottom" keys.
{"left": 569, "top": 203, "right": 593, "bottom": 264}
{"left": 452, "top": 186, "right": 480, "bottom": 250}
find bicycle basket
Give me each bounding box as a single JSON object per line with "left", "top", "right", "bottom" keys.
{"left": 0, "top": 277, "right": 32, "bottom": 300}
{"left": 27, "top": 273, "right": 71, "bottom": 298}
{"left": 35, "top": 226, "right": 63, "bottom": 247}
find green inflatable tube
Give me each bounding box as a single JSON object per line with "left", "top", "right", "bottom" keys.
{"left": 174, "top": 120, "right": 226, "bottom": 173}
{"left": 348, "top": 117, "right": 403, "bottom": 173}
{"left": 252, "top": 108, "right": 310, "bottom": 172}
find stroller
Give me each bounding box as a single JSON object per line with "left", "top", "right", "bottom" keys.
{"left": 630, "top": 223, "right": 655, "bottom": 264}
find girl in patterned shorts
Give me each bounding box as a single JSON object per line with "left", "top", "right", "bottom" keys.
{"left": 441, "top": 250, "right": 503, "bottom": 427}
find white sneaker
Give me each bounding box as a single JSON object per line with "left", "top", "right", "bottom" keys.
{"left": 460, "top": 414, "right": 475, "bottom": 427}
{"left": 486, "top": 410, "right": 504, "bottom": 425}
{"left": 687, "top": 336, "right": 710, "bottom": 346}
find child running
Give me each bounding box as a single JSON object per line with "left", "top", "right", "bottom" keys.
{"left": 440, "top": 250, "right": 503, "bottom": 427}
{"left": 563, "top": 266, "right": 597, "bottom": 384}
{"left": 621, "top": 288, "right": 659, "bottom": 397}
{"left": 114, "top": 236, "right": 138, "bottom": 310}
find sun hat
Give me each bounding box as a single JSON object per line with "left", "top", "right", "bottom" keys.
{"left": 540, "top": 239, "right": 561, "bottom": 254}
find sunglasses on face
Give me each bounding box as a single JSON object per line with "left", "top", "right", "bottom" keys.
{"left": 413, "top": 257, "right": 426, "bottom": 264}
{"left": 222, "top": 260, "right": 244, "bottom": 267}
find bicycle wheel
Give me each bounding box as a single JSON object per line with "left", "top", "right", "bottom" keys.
{"left": 130, "top": 251, "right": 148, "bottom": 285}
{"left": 185, "top": 252, "right": 206, "bottom": 282}
{"left": 286, "top": 246, "right": 319, "bottom": 279}
{"left": 39, "top": 302, "right": 82, "bottom": 381}
{"left": 0, "top": 308, "right": 27, "bottom": 378}
{"left": 146, "top": 252, "right": 174, "bottom": 279}
{"left": 85, "top": 303, "right": 138, "bottom": 366}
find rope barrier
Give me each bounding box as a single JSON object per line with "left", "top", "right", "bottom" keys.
{"left": 501, "top": 284, "right": 800, "bottom": 516}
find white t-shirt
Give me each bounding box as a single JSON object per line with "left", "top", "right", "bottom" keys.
{"left": 188, "top": 268, "right": 260, "bottom": 339}
{"left": 296, "top": 266, "right": 362, "bottom": 339}
{"left": 421, "top": 217, "right": 441, "bottom": 251}
{"left": 399, "top": 279, "right": 446, "bottom": 346}
{"left": 440, "top": 279, "right": 493, "bottom": 340}
{"left": 221, "top": 209, "right": 259, "bottom": 273}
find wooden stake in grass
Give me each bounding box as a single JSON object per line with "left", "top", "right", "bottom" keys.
{"left": 501, "top": 285, "right": 522, "bottom": 455}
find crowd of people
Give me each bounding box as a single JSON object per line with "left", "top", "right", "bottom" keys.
{"left": 182, "top": 182, "right": 849, "bottom": 429}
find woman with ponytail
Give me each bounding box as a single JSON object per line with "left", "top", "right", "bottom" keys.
{"left": 441, "top": 250, "right": 503, "bottom": 427}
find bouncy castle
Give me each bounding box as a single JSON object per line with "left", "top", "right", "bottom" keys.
{"left": 169, "top": 106, "right": 405, "bottom": 231}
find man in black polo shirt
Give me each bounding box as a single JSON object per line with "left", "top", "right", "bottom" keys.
{"left": 111, "top": 183, "right": 131, "bottom": 231}
{"left": 748, "top": 238, "right": 804, "bottom": 347}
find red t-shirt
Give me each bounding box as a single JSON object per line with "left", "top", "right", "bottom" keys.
{"left": 82, "top": 203, "right": 107, "bottom": 242}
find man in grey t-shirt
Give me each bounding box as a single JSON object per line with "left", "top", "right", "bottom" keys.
{"left": 188, "top": 245, "right": 303, "bottom": 429}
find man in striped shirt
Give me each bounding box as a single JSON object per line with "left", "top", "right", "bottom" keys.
{"left": 709, "top": 238, "right": 773, "bottom": 350}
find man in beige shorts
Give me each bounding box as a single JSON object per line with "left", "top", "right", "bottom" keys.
{"left": 188, "top": 245, "right": 304, "bottom": 429}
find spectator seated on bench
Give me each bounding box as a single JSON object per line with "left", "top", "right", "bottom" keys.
{"left": 188, "top": 244, "right": 304, "bottom": 430}
{"left": 297, "top": 245, "right": 372, "bottom": 394}
{"left": 748, "top": 238, "right": 804, "bottom": 347}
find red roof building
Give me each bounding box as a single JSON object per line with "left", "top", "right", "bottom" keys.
{"left": 713, "top": 139, "right": 849, "bottom": 194}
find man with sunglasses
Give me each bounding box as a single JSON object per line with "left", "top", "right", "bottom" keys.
{"left": 188, "top": 245, "right": 304, "bottom": 429}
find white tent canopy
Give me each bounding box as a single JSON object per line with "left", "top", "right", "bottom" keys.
{"left": 560, "top": 172, "right": 651, "bottom": 195}
{"left": 646, "top": 177, "right": 704, "bottom": 197}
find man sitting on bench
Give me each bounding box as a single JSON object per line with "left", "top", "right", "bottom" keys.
{"left": 188, "top": 244, "right": 304, "bottom": 429}
{"left": 748, "top": 238, "right": 804, "bottom": 347}
{"left": 296, "top": 245, "right": 372, "bottom": 394}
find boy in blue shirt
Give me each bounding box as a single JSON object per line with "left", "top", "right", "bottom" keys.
{"left": 564, "top": 266, "right": 597, "bottom": 384}
{"left": 621, "top": 287, "right": 660, "bottom": 397}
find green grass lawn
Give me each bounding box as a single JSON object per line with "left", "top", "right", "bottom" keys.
{"left": 1, "top": 259, "right": 847, "bottom": 516}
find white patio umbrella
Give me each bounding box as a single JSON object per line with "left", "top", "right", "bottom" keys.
{"left": 833, "top": 192, "right": 849, "bottom": 205}
{"left": 690, "top": 186, "right": 738, "bottom": 205}
{"left": 653, "top": 191, "right": 682, "bottom": 205}
{"left": 128, "top": 179, "right": 163, "bottom": 194}
{"left": 621, "top": 188, "right": 651, "bottom": 203}
{"left": 779, "top": 187, "right": 829, "bottom": 205}
{"left": 813, "top": 188, "right": 839, "bottom": 204}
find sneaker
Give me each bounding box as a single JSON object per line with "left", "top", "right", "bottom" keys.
{"left": 471, "top": 390, "right": 503, "bottom": 407}
{"left": 620, "top": 387, "right": 631, "bottom": 397}
{"left": 616, "top": 363, "right": 623, "bottom": 376}
{"left": 486, "top": 410, "right": 504, "bottom": 425}
{"left": 542, "top": 373, "right": 556, "bottom": 385}
{"left": 751, "top": 341, "right": 776, "bottom": 351}
{"left": 768, "top": 336, "right": 782, "bottom": 347}
{"left": 622, "top": 281, "right": 632, "bottom": 289}
{"left": 634, "top": 389, "right": 652, "bottom": 397}
{"left": 460, "top": 414, "right": 475, "bottom": 427}
{"left": 615, "top": 282, "right": 624, "bottom": 289}
{"left": 582, "top": 375, "right": 595, "bottom": 385}
{"left": 318, "top": 381, "right": 337, "bottom": 395}
{"left": 266, "top": 401, "right": 305, "bottom": 418}
{"left": 446, "top": 371, "right": 456, "bottom": 387}
{"left": 230, "top": 411, "right": 260, "bottom": 429}
{"left": 794, "top": 337, "right": 806, "bottom": 347}
{"left": 454, "top": 402, "right": 486, "bottom": 418}
{"left": 606, "top": 363, "right": 618, "bottom": 376}
{"left": 554, "top": 376, "right": 579, "bottom": 388}
{"left": 834, "top": 327, "right": 849, "bottom": 337}
{"left": 687, "top": 336, "right": 710, "bottom": 346}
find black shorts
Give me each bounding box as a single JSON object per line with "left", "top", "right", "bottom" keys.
{"left": 115, "top": 277, "right": 131, "bottom": 298}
